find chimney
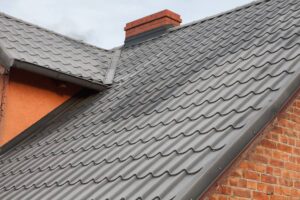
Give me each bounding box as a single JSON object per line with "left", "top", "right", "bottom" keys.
{"left": 124, "top": 9, "right": 182, "bottom": 46}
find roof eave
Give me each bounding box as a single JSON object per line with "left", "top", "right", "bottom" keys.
{"left": 0, "top": 41, "right": 110, "bottom": 91}
{"left": 13, "top": 59, "right": 108, "bottom": 91}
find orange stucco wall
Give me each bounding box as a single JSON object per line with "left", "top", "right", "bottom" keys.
{"left": 0, "top": 68, "right": 80, "bottom": 146}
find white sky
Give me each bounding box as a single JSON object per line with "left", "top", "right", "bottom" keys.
{"left": 0, "top": 0, "right": 253, "bottom": 49}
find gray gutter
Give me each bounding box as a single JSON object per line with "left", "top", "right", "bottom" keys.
{"left": 174, "top": 69, "right": 300, "bottom": 200}
{"left": 13, "top": 60, "right": 107, "bottom": 91}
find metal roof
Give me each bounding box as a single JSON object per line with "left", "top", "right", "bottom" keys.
{"left": 1, "top": 0, "right": 300, "bottom": 199}
{"left": 0, "top": 12, "right": 115, "bottom": 89}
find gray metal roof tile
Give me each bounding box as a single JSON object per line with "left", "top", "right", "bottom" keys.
{"left": 1, "top": 0, "right": 300, "bottom": 199}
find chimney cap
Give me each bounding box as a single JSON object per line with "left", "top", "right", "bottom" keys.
{"left": 124, "top": 9, "right": 182, "bottom": 31}
{"left": 124, "top": 9, "right": 182, "bottom": 46}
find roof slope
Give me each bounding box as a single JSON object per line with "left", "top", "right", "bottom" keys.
{"left": 1, "top": 0, "right": 300, "bottom": 199}
{"left": 0, "top": 12, "right": 115, "bottom": 89}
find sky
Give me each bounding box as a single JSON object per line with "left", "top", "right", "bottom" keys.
{"left": 0, "top": 0, "right": 253, "bottom": 49}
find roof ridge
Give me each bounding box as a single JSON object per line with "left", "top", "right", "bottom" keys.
{"left": 168, "top": 0, "right": 269, "bottom": 33}
{"left": 0, "top": 11, "right": 113, "bottom": 53}
{"left": 123, "top": 0, "right": 271, "bottom": 48}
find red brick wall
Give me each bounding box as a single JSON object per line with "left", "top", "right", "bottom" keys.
{"left": 202, "top": 91, "right": 300, "bottom": 200}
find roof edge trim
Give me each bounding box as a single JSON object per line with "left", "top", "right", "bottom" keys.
{"left": 13, "top": 60, "right": 107, "bottom": 91}
{"left": 174, "top": 70, "right": 300, "bottom": 200}
{"left": 103, "top": 49, "right": 121, "bottom": 84}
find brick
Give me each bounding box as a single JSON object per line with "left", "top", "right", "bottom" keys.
{"left": 261, "top": 139, "right": 277, "bottom": 149}
{"left": 288, "top": 137, "right": 296, "bottom": 146}
{"left": 291, "top": 188, "right": 300, "bottom": 196}
{"left": 252, "top": 191, "right": 269, "bottom": 200}
{"left": 218, "top": 196, "right": 227, "bottom": 200}
{"left": 256, "top": 183, "right": 274, "bottom": 194}
{"left": 232, "top": 188, "right": 251, "bottom": 198}
{"left": 274, "top": 185, "right": 283, "bottom": 195}
{"left": 294, "top": 108, "right": 300, "bottom": 116}
{"left": 238, "top": 179, "right": 247, "bottom": 188}
{"left": 270, "top": 159, "right": 284, "bottom": 167}
{"left": 255, "top": 146, "right": 265, "bottom": 154}
{"left": 285, "top": 162, "right": 300, "bottom": 172}
{"left": 271, "top": 133, "right": 279, "bottom": 141}
{"left": 278, "top": 178, "right": 293, "bottom": 187}
{"left": 207, "top": 195, "right": 218, "bottom": 200}
{"left": 243, "top": 170, "right": 260, "bottom": 181}
{"left": 254, "top": 163, "right": 266, "bottom": 173}
{"left": 230, "top": 169, "right": 242, "bottom": 178}
{"left": 266, "top": 185, "right": 275, "bottom": 194}
{"left": 228, "top": 177, "right": 238, "bottom": 186}
{"left": 238, "top": 161, "right": 249, "bottom": 169}
{"left": 277, "top": 143, "right": 293, "bottom": 153}
{"left": 266, "top": 166, "right": 273, "bottom": 175}
{"left": 295, "top": 181, "right": 300, "bottom": 189}
{"left": 251, "top": 154, "right": 269, "bottom": 164}
{"left": 281, "top": 187, "right": 292, "bottom": 196}
{"left": 261, "top": 174, "right": 277, "bottom": 184}
{"left": 219, "top": 186, "right": 231, "bottom": 195}
{"left": 246, "top": 180, "right": 257, "bottom": 190}
{"left": 257, "top": 183, "right": 266, "bottom": 192}
{"left": 273, "top": 151, "right": 289, "bottom": 161}
{"left": 293, "top": 147, "right": 300, "bottom": 155}
{"left": 273, "top": 168, "right": 281, "bottom": 176}
{"left": 270, "top": 195, "right": 288, "bottom": 200}
{"left": 282, "top": 169, "right": 300, "bottom": 179}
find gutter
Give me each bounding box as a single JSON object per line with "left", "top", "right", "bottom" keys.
{"left": 13, "top": 60, "right": 108, "bottom": 91}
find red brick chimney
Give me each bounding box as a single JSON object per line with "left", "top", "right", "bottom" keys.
{"left": 124, "top": 9, "right": 182, "bottom": 46}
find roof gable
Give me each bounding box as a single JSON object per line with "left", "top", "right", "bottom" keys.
{"left": 1, "top": 0, "right": 300, "bottom": 199}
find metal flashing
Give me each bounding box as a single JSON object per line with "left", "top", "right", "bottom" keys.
{"left": 103, "top": 49, "right": 121, "bottom": 84}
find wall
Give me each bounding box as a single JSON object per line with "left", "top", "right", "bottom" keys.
{"left": 202, "top": 91, "right": 300, "bottom": 200}
{"left": 0, "top": 68, "right": 80, "bottom": 146}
